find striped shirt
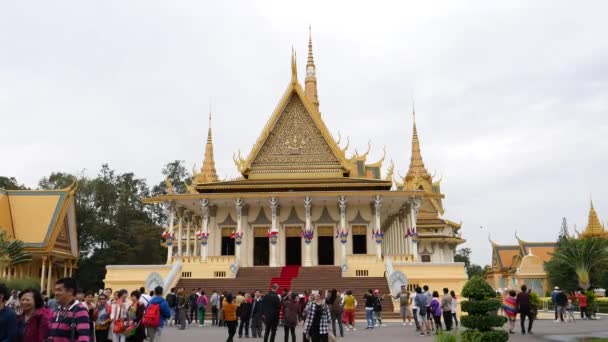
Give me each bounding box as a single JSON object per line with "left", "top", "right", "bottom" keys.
{"left": 48, "top": 300, "right": 91, "bottom": 342}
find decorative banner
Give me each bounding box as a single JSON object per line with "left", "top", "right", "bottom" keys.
{"left": 336, "top": 230, "right": 348, "bottom": 244}
{"left": 300, "top": 230, "right": 314, "bottom": 244}
{"left": 267, "top": 231, "right": 278, "bottom": 245}
{"left": 372, "top": 229, "right": 384, "bottom": 244}
{"left": 196, "top": 231, "right": 210, "bottom": 246}
{"left": 161, "top": 230, "right": 175, "bottom": 246}
{"left": 230, "top": 231, "right": 244, "bottom": 245}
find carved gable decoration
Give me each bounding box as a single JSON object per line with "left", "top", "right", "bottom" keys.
{"left": 248, "top": 94, "right": 343, "bottom": 177}
{"left": 52, "top": 216, "right": 72, "bottom": 254}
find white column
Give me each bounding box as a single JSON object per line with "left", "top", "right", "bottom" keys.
{"left": 46, "top": 256, "right": 53, "bottom": 296}
{"left": 200, "top": 200, "right": 209, "bottom": 261}
{"left": 177, "top": 208, "right": 184, "bottom": 258}
{"left": 304, "top": 196, "right": 313, "bottom": 267}
{"left": 374, "top": 195, "right": 383, "bottom": 260}
{"left": 69, "top": 260, "right": 73, "bottom": 277}
{"left": 235, "top": 198, "right": 243, "bottom": 266}
{"left": 270, "top": 197, "right": 279, "bottom": 267}
{"left": 63, "top": 260, "right": 68, "bottom": 277}
{"left": 40, "top": 256, "right": 47, "bottom": 290}
{"left": 185, "top": 211, "right": 192, "bottom": 257}
{"left": 166, "top": 201, "right": 175, "bottom": 264}
{"left": 409, "top": 197, "right": 420, "bottom": 260}
{"left": 339, "top": 196, "right": 347, "bottom": 267}
{"left": 193, "top": 215, "right": 199, "bottom": 259}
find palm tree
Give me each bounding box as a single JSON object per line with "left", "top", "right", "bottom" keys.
{"left": 550, "top": 237, "right": 608, "bottom": 289}
{"left": 0, "top": 229, "right": 32, "bottom": 275}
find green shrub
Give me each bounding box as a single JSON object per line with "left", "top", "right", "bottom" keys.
{"left": 461, "top": 330, "right": 508, "bottom": 342}
{"left": 460, "top": 299, "right": 502, "bottom": 315}
{"left": 461, "top": 276, "right": 496, "bottom": 300}
{"left": 461, "top": 315, "right": 508, "bottom": 332}
{"left": 1, "top": 277, "right": 40, "bottom": 291}
{"left": 434, "top": 331, "right": 460, "bottom": 342}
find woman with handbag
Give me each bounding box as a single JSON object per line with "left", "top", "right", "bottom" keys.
{"left": 125, "top": 291, "right": 146, "bottom": 342}
{"left": 111, "top": 290, "right": 129, "bottom": 342}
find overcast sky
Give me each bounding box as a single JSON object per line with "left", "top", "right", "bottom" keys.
{"left": 1, "top": 1, "right": 607, "bottom": 265}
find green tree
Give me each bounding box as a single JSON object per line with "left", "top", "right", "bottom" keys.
{"left": 0, "top": 230, "right": 32, "bottom": 271}
{"left": 460, "top": 276, "right": 508, "bottom": 342}
{"left": 454, "top": 247, "right": 471, "bottom": 269}
{"left": 545, "top": 237, "right": 608, "bottom": 290}
{"left": 467, "top": 264, "right": 485, "bottom": 279}
{"left": 0, "top": 176, "right": 28, "bottom": 190}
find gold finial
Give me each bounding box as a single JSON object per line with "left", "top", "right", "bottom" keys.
{"left": 405, "top": 103, "right": 432, "bottom": 190}
{"left": 580, "top": 199, "right": 607, "bottom": 238}
{"left": 385, "top": 159, "right": 395, "bottom": 182}
{"left": 195, "top": 108, "right": 219, "bottom": 184}
{"left": 291, "top": 47, "right": 298, "bottom": 84}
{"left": 307, "top": 25, "right": 315, "bottom": 68}
{"left": 305, "top": 26, "right": 320, "bottom": 112}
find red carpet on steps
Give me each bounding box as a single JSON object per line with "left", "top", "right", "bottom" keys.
{"left": 269, "top": 266, "right": 300, "bottom": 294}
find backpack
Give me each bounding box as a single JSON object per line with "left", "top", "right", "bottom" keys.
{"left": 142, "top": 303, "right": 161, "bottom": 328}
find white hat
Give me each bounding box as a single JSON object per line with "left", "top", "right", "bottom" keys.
{"left": 554, "top": 286, "right": 559, "bottom": 290}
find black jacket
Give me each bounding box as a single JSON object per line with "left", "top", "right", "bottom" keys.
{"left": 555, "top": 292, "right": 568, "bottom": 306}
{"left": 240, "top": 302, "right": 252, "bottom": 321}
{"left": 262, "top": 291, "right": 281, "bottom": 322}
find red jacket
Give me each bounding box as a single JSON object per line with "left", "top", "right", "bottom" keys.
{"left": 576, "top": 294, "right": 587, "bottom": 307}
{"left": 18, "top": 309, "right": 50, "bottom": 342}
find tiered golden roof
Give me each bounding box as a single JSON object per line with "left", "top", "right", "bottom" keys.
{"left": 579, "top": 200, "right": 608, "bottom": 239}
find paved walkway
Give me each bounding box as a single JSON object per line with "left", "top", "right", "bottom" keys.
{"left": 160, "top": 318, "right": 608, "bottom": 341}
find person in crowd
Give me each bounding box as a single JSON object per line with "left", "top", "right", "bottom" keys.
{"left": 441, "top": 288, "right": 453, "bottom": 331}
{"left": 196, "top": 290, "right": 208, "bottom": 327}
{"left": 235, "top": 291, "right": 245, "bottom": 318}
{"left": 414, "top": 287, "right": 429, "bottom": 336}
{"left": 250, "top": 290, "right": 264, "bottom": 338}
{"left": 502, "top": 289, "right": 517, "bottom": 334}
{"left": 210, "top": 290, "right": 220, "bottom": 327}
{"left": 138, "top": 287, "right": 151, "bottom": 307}
{"left": 430, "top": 291, "right": 442, "bottom": 334}
{"left": 304, "top": 293, "right": 332, "bottom": 342}
{"left": 47, "top": 293, "right": 59, "bottom": 313}
{"left": 176, "top": 288, "right": 188, "bottom": 330}
{"left": 342, "top": 290, "right": 356, "bottom": 331}
{"left": 555, "top": 288, "right": 568, "bottom": 322}
{"left": 222, "top": 293, "right": 237, "bottom": 342}
{"left": 111, "top": 290, "right": 130, "bottom": 342}
{"left": 238, "top": 293, "right": 252, "bottom": 338}
{"left": 282, "top": 293, "right": 299, "bottom": 342}
{"left": 423, "top": 285, "right": 433, "bottom": 333}
{"left": 187, "top": 289, "right": 198, "bottom": 325}
{"left": 84, "top": 292, "right": 96, "bottom": 340}
{"left": 373, "top": 289, "right": 386, "bottom": 327}
{"left": 326, "top": 289, "right": 343, "bottom": 338}
{"left": 516, "top": 285, "right": 534, "bottom": 334}
{"left": 410, "top": 287, "right": 420, "bottom": 331}
{"left": 363, "top": 289, "right": 376, "bottom": 330}
{"left": 75, "top": 289, "right": 86, "bottom": 303}
{"left": 392, "top": 285, "right": 412, "bottom": 326}
{"left": 551, "top": 286, "right": 560, "bottom": 322}
{"left": 104, "top": 289, "right": 113, "bottom": 302}
{"left": 218, "top": 292, "right": 227, "bottom": 327}
{"left": 94, "top": 293, "right": 112, "bottom": 342}
{"left": 145, "top": 286, "right": 172, "bottom": 342}
{"left": 125, "top": 291, "right": 145, "bottom": 342}
{"left": 263, "top": 284, "right": 281, "bottom": 342}
{"left": 164, "top": 288, "right": 177, "bottom": 326}
{"left": 575, "top": 290, "right": 588, "bottom": 320}
{"left": 7, "top": 289, "right": 20, "bottom": 313}
{"left": 0, "top": 283, "right": 18, "bottom": 342}
{"left": 450, "top": 290, "right": 458, "bottom": 329}
{"left": 16, "top": 288, "right": 49, "bottom": 342}
{"left": 47, "top": 277, "right": 91, "bottom": 342}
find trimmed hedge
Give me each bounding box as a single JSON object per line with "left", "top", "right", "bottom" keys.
{"left": 461, "top": 276, "right": 496, "bottom": 300}
{"left": 0, "top": 277, "right": 40, "bottom": 291}
{"left": 460, "top": 299, "right": 502, "bottom": 315}
{"left": 461, "top": 330, "right": 509, "bottom": 342}
{"left": 461, "top": 315, "right": 507, "bottom": 332}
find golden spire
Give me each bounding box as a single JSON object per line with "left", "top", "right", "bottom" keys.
{"left": 196, "top": 110, "right": 219, "bottom": 184}
{"left": 291, "top": 47, "right": 298, "bottom": 84}
{"left": 405, "top": 102, "right": 432, "bottom": 190}
{"left": 305, "top": 26, "right": 320, "bottom": 112}
{"left": 580, "top": 200, "right": 607, "bottom": 238}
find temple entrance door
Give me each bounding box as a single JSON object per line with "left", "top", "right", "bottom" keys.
{"left": 352, "top": 225, "right": 367, "bottom": 254}
{"left": 285, "top": 226, "right": 302, "bottom": 266}
{"left": 317, "top": 226, "right": 334, "bottom": 265}
{"left": 254, "top": 227, "right": 269, "bottom": 266}
{"left": 221, "top": 228, "right": 235, "bottom": 256}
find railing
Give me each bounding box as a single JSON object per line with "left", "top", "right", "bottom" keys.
{"left": 355, "top": 270, "right": 369, "bottom": 277}
{"left": 214, "top": 271, "right": 227, "bottom": 278}
{"left": 163, "top": 261, "right": 182, "bottom": 291}
{"left": 181, "top": 272, "right": 192, "bottom": 278}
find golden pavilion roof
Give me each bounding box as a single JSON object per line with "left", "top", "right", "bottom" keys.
{"left": 579, "top": 200, "right": 608, "bottom": 239}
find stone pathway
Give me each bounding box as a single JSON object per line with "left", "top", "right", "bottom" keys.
{"left": 161, "top": 317, "right": 607, "bottom": 341}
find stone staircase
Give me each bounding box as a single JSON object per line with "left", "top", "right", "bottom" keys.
{"left": 176, "top": 266, "right": 398, "bottom": 320}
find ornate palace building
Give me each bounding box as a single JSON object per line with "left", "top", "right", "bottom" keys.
{"left": 104, "top": 32, "right": 467, "bottom": 303}
{"left": 0, "top": 184, "right": 80, "bottom": 294}
{"left": 485, "top": 201, "right": 606, "bottom": 294}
